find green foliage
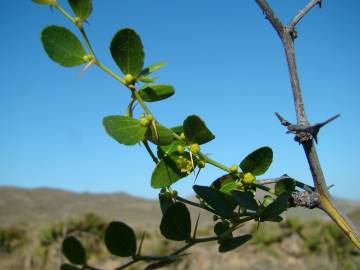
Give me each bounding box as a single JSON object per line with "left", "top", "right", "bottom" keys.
{"left": 231, "top": 190, "right": 259, "bottom": 211}
{"left": 104, "top": 221, "right": 137, "bottom": 257}
{"left": 160, "top": 202, "right": 191, "bottom": 241}
{"left": 151, "top": 152, "right": 193, "bottom": 188}
{"left": 138, "top": 84, "right": 175, "bottom": 102}
{"left": 41, "top": 26, "right": 86, "bottom": 67}
{"left": 183, "top": 115, "right": 215, "bottom": 145}
{"left": 62, "top": 236, "right": 87, "bottom": 265}
{"left": 275, "top": 177, "right": 296, "bottom": 196}
{"left": 33, "top": 1, "right": 356, "bottom": 269}
{"left": 32, "top": 0, "right": 55, "bottom": 5}
{"left": 145, "top": 121, "right": 174, "bottom": 146}
{"left": 68, "top": 0, "right": 93, "bottom": 21}
{"left": 140, "top": 61, "right": 167, "bottom": 77}
{"left": 110, "top": 28, "right": 144, "bottom": 77}
{"left": 103, "top": 116, "right": 147, "bottom": 145}
{"left": 240, "top": 146, "right": 273, "bottom": 176}
{"left": 218, "top": 235, "right": 252, "bottom": 253}
{"left": 0, "top": 226, "right": 27, "bottom": 253}
{"left": 193, "top": 185, "right": 234, "bottom": 218}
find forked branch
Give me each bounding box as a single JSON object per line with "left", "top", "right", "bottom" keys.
{"left": 255, "top": 0, "right": 360, "bottom": 248}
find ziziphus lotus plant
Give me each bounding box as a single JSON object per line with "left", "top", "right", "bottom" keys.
{"left": 32, "top": 0, "right": 359, "bottom": 269}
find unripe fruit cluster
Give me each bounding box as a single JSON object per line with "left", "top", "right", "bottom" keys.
{"left": 243, "top": 172, "right": 255, "bottom": 185}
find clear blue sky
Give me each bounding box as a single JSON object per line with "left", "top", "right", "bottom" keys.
{"left": 1, "top": 1, "right": 359, "bottom": 200}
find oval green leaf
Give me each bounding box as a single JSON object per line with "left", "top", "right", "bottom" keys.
{"left": 260, "top": 194, "right": 290, "bottom": 222}
{"left": 68, "top": 0, "right": 93, "bottom": 20}
{"left": 138, "top": 76, "right": 157, "bottom": 83}
{"left": 61, "top": 264, "right": 81, "bottom": 270}
{"left": 110, "top": 28, "right": 144, "bottom": 76}
{"left": 151, "top": 153, "right": 192, "bottom": 189}
{"left": 62, "top": 236, "right": 86, "bottom": 265}
{"left": 275, "top": 177, "right": 296, "bottom": 196}
{"left": 138, "top": 84, "right": 175, "bottom": 102}
{"left": 218, "top": 235, "right": 252, "bottom": 253}
{"left": 41, "top": 26, "right": 86, "bottom": 67}
{"left": 231, "top": 190, "right": 258, "bottom": 211}
{"left": 159, "top": 193, "right": 175, "bottom": 215}
{"left": 103, "top": 116, "right": 147, "bottom": 145}
{"left": 140, "top": 61, "right": 167, "bottom": 77}
{"left": 145, "top": 121, "right": 174, "bottom": 146}
{"left": 32, "top": 0, "right": 55, "bottom": 4}
{"left": 240, "top": 146, "right": 273, "bottom": 176}
{"left": 193, "top": 185, "right": 233, "bottom": 219}
{"left": 160, "top": 202, "right": 191, "bottom": 241}
{"left": 183, "top": 115, "right": 215, "bottom": 145}
{"left": 104, "top": 221, "right": 137, "bottom": 257}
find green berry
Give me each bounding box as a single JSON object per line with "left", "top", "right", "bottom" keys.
{"left": 190, "top": 144, "right": 200, "bottom": 154}
{"left": 124, "top": 74, "right": 135, "bottom": 85}
{"left": 243, "top": 172, "right": 255, "bottom": 185}
{"left": 180, "top": 132, "right": 186, "bottom": 140}
{"left": 197, "top": 159, "right": 206, "bottom": 168}
{"left": 140, "top": 117, "right": 150, "bottom": 127}
{"left": 146, "top": 114, "right": 154, "bottom": 122}
{"left": 82, "top": 54, "right": 93, "bottom": 62}
{"left": 230, "top": 164, "right": 238, "bottom": 173}
{"left": 176, "top": 145, "right": 185, "bottom": 154}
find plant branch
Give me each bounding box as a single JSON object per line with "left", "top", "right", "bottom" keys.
{"left": 175, "top": 195, "right": 217, "bottom": 215}
{"left": 255, "top": 0, "right": 360, "bottom": 248}
{"left": 142, "top": 140, "right": 159, "bottom": 164}
{"left": 288, "top": 0, "right": 321, "bottom": 29}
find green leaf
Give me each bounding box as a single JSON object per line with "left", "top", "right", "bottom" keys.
{"left": 41, "top": 26, "right": 86, "bottom": 67}
{"left": 145, "top": 257, "right": 177, "bottom": 270}
{"left": 103, "top": 116, "right": 147, "bottom": 146}
{"left": 218, "top": 235, "right": 252, "bottom": 253}
{"left": 140, "top": 61, "right": 167, "bottom": 77}
{"left": 170, "top": 125, "right": 183, "bottom": 135}
{"left": 158, "top": 140, "right": 186, "bottom": 158}
{"left": 110, "top": 28, "right": 144, "bottom": 76}
{"left": 219, "top": 181, "right": 237, "bottom": 194}
{"left": 183, "top": 115, "right": 215, "bottom": 145}
{"left": 231, "top": 190, "right": 258, "bottom": 211}
{"left": 62, "top": 236, "right": 86, "bottom": 265}
{"left": 261, "top": 194, "right": 290, "bottom": 222}
{"left": 211, "top": 174, "right": 235, "bottom": 190}
{"left": 61, "top": 264, "right": 81, "bottom": 270}
{"left": 151, "top": 153, "right": 192, "bottom": 189}
{"left": 214, "top": 221, "right": 230, "bottom": 236}
{"left": 159, "top": 193, "right": 174, "bottom": 214}
{"left": 145, "top": 121, "right": 174, "bottom": 146}
{"left": 275, "top": 177, "right": 296, "bottom": 196}
{"left": 104, "top": 221, "right": 137, "bottom": 257}
{"left": 160, "top": 202, "right": 191, "bottom": 241}
{"left": 68, "top": 0, "right": 93, "bottom": 20}
{"left": 240, "top": 146, "right": 273, "bottom": 176}
{"left": 138, "top": 84, "right": 175, "bottom": 102}
{"left": 138, "top": 76, "right": 157, "bottom": 83}
{"left": 32, "top": 0, "right": 55, "bottom": 4}
{"left": 193, "top": 185, "right": 233, "bottom": 218}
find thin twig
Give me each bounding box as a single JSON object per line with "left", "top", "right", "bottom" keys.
{"left": 175, "top": 195, "right": 217, "bottom": 215}
{"left": 288, "top": 0, "right": 321, "bottom": 29}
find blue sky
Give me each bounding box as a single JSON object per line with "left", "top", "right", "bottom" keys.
{"left": 1, "top": 0, "right": 359, "bottom": 200}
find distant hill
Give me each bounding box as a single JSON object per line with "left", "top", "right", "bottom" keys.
{"left": 0, "top": 186, "right": 359, "bottom": 228}
{"left": 0, "top": 186, "right": 161, "bottom": 227}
